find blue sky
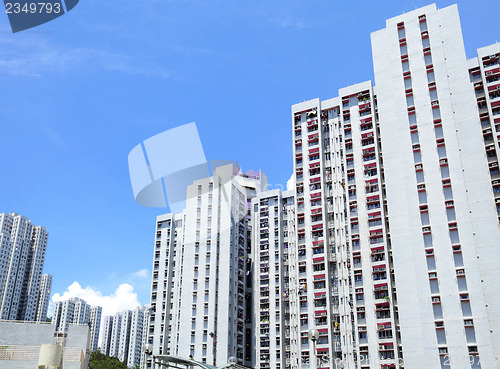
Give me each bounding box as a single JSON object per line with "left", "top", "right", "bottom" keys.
{"left": 1, "top": 0, "right": 499, "bottom": 316}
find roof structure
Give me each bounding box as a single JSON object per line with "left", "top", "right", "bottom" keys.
{"left": 152, "top": 355, "right": 252, "bottom": 369}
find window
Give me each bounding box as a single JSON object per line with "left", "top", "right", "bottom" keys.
{"left": 397, "top": 25, "right": 405, "bottom": 40}
{"left": 424, "top": 53, "right": 433, "bottom": 66}
{"left": 427, "top": 71, "right": 435, "bottom": 83}
{"left": 404, "top": 77, "right": 412, "bottom": 90}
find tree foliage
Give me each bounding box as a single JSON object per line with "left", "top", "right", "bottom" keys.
{"left": 89, "top": 351, "right": 129, "bottom": 369}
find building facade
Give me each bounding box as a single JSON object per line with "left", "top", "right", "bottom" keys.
{"left": 52, "top": 297, "right": 102, "bottom": 353}
{"left": 36, "top": 274, "right": 52, "bottom": 322}
{"left": 146, "top": 164, "right": 267, "bottom": 368}
{"left": 89, "top": 306, "right": 102, "bottom": 352}
{"left": 143, "top": 4, "right": 500, "bottom": 369}
{"left": 467, "top": 43, "right": 500, "bottom": 223}
{"left": 253, "top": 3, "right": 500, "bottom": 369}
{"left": 372, "top": 5, "right": 499, "bottom": 368}
{"left": 0, "top": 320, "right": 90, "bottom": 369}
{"left": 0, "top": 213, "right": 49, "bottom": 322}
{"left": 109, "top": 313, "right": 122, "bottom": 358}
{"left": 102, "top": 306, "right": 147, "bottom": 368}
{"left": 290, "top": 92, "right": 365, "bottom": 368}
{"left": 118, "top": 310, "right": 132, "bottom": 362}
{"left": 127, "top": 306, "right": 147, "bottom": 368}
{"left": 101, "top": 315, "right": 114, "bottom": 356}
{"left": 53, "top": 297, "right": 90, "bottom": 331}
{"left": 251, "top": 189, "right": 300, "bottom": 369}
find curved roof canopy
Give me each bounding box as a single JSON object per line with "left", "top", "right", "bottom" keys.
{"left": 153, "top": 356, "right": 250, "bottom": 369}
{"left": 155, "top": 355, "right": 215, "bottom": 368}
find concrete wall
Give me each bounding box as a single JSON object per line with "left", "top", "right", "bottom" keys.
{"left": 0, "top": 321, "right": 90, "bottom": 369}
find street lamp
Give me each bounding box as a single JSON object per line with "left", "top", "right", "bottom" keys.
{"left": 209, "top": 331, "right": 217, "bottom": 366}
{"left": 144, "top": 305, "right": 155, "bottom": 369}
{"left": 143, "top": 344, "right": 153, "bottom": 369}
{"left": 308, "top": 329, "right": 319, "bottom": 369}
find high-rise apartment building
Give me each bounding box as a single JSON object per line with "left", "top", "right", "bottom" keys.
{"left": 127, "top": 306, "right": 147, "bottom": 368}
{"left": 36, "top": 273, "right": 52, "bottom": 322}
{"left": 118, "top": 310, "right": 132, "bottom": 362}
{"left": 52, "top": 297, "right": 102, "bottom": 352}
{"left": 102, "top": 307, "right": 147, "bottom": 367}
{"left": 146, "top": 163, "right": 267, "bottom": 368}
{"left": 89, "top": 306, "right": 102, "bottom": 352}
{"left": 143, "top": 4, "right": 500, "bottom": 369}
{"left": 262, "top": 4, "right": 499, "bottom": 369}
{"left": 467, "top": 43, "right": 500, "bottom": 223}
{"left": 290, "top": 91, "right": 366, "bottom": 368}
{"left": 101, "top": 315, "right": 114, "bottom": 356}
{"left": 0, "top": 212, "right": 49, "bottom": 321}
{"left": 372, "top": 5, "right": 499, "bottom": 368}
{"left": 110, "top": 313, "right": 122, "bottom": 357}
{"left": 53, "top": 297, "right": 90, "bottom": 331}
{"left": 251, "top": 189, "right": 300, "bottom": 369}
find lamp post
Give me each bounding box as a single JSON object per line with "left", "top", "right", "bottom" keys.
{"left": 308, "top": 329, "right": 319, "bottom": 369}
{"left": 143, "top": 305, "right": 155, "bottom": 369}
{"left": 209, "top": 331, "right": 217, "bottom": 366}
{"left": 143, "top": 344, "right": 153, "bottom": 369}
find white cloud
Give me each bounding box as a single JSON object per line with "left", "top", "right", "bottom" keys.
{"left": 0, "top": 36, "right": 169, "bottom": 78}
{"left": 131, "top": 269, "right": 149, "bottom": 279}
{"left": 51, "top": 281, "right": 142, "bottom": 318}
{"left": 51, "top": 281, "right": 148, "bottom": 349}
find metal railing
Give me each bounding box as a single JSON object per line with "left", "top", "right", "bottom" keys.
{"left": 0, "top": 345, "right": 84, "bottom": 362}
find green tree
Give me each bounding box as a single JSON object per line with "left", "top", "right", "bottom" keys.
{"left": 89, "top": 351, "right": 129, "bottom": 369}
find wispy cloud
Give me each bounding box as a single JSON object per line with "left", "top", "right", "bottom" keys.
{"left": 0, "top": 35, "right": 169, "bottom": 78}
{"left": 264, "top": 13, "right": 308, "bottom": 29}
{"left": 39, "top": 125, "right": 67, "bottom": 149}
{"left": 131, "top": 268, "right": 149, "bottom": 279}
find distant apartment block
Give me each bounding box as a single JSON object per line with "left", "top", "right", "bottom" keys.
{"left": 0, "top": 212, "right": 49, "bottom": 322}
{"left": 52, "top": 297, "right": 102, "bottom": 352}
{"left": 109, "top": 312, "right": 122, "bottom": 357}
{"left": 127, "top": 306, "right": 147, "bottom": 368}
{"left": 89, "top": 306, "right": 102, "bottom": 352}
{"left": 102, "top": 306, "right": 147, "bottom": 368}
{"left": 36, "top": 274, "right": 52, "bottom": 322}
{"left": 101, "top": 315, "right": 114, "bottom": 356}
{"left": 118, "top": 309, "right": 132, "bottom": 362}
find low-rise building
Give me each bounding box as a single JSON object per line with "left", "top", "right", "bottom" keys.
{"left": 0, "top": 320, "right": 90, "bottom": 369}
